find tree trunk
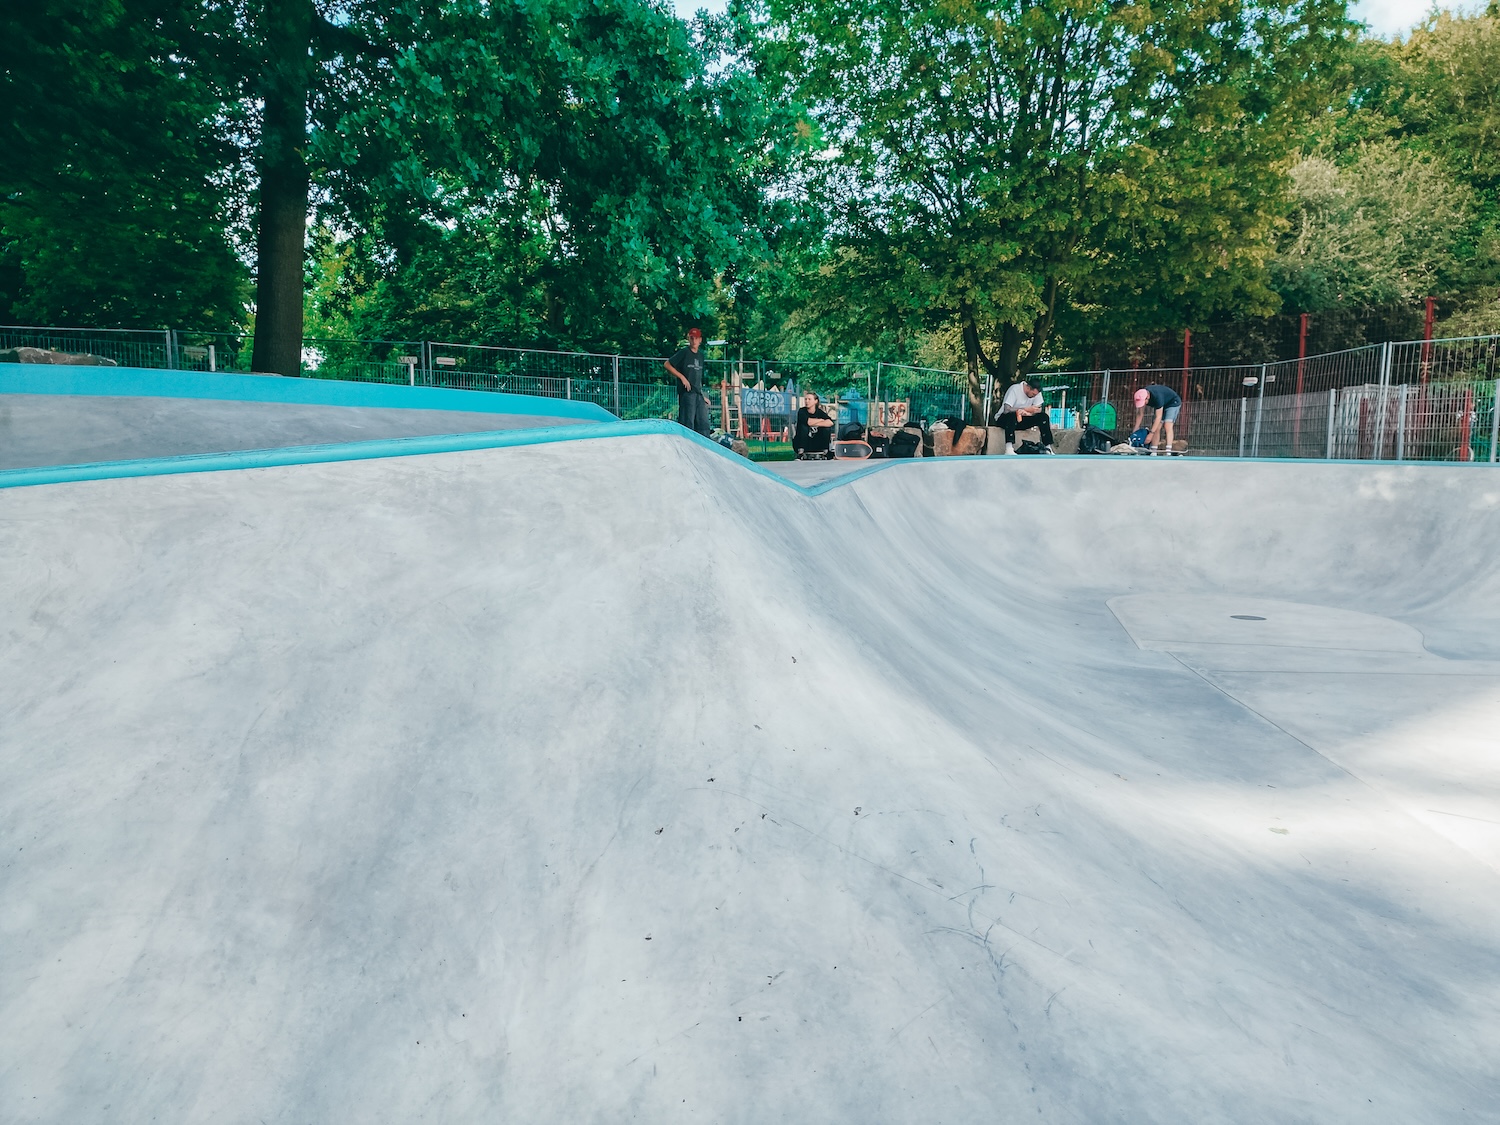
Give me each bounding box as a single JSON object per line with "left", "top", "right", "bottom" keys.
{"left": 996, "top": 323, "right": 1024, "bottom": 386}
{"left": 251, "top": 0, "right": 315, "bottom": 377}
{"left": 961, "top": 317, "right": 985, "bottom": 424}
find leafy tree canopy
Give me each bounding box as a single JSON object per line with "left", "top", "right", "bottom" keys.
{"left": 746, "top": 0, "right": 1353, "bottom": 415}
{"left": 0, "top": 0, "right": 248, "bottom": 329}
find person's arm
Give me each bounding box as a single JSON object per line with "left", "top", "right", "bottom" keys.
{"left": 663, "top": 358, "right": 689, "bottom": 390}
{"left": 1134, "top": 406, "right": 1145, "bottom": 429}
{"left": 813, "top": 410, "right": 833, "bottom": 428}
{"left": 1147, "top": 407, "right": 1163, "bottom": 443}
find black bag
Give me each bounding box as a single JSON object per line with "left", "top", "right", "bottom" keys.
{"left": 867, "top": 433, "right": 889, "bottom": 457}
{"left": 839, "top": 423, "right": 866, "bottom": 441}
{"left": 938, "top": 415, "right": 968, "bottom": 441}
{"left": 1015, "top": 439, "right": 1046, "bottom": 455}
{"left": 887, "top": 428, "right": 922, "bottom": 458}
{"left": 1079, "top": 425, "right": 1116, "bottom": 455}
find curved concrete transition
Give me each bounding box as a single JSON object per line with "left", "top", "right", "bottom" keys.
{"left": 0, "top": 393, "right": 599, "bottom": 470}
{"left": 0, "top": 366, "right": 614, "bottom": 471}
{"left": 2, "top": 438, "right": 1499, "bottom": 1123}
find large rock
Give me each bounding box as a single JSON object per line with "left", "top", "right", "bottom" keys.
{"left": 931, "top": 428, "right": 954, "bottom": 456}
{"left": 0, "top": 347, "right": 117, "bottom": 366}
{"left": 951, "top": 425, "right": 987, "bottom": 456}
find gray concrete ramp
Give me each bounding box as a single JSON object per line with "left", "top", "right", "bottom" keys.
{"left": 1, "top": 440, "right": 1498, "bottom": 1122}
{"left": 0, "top": 393, "right": 596, "bottom": 469}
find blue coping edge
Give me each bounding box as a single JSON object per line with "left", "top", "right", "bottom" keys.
{"left": 0, "top": 364, "right": 616, "bottom": 422}
{"left": 2, "top": 415, "right": 1489, "bottom": 500}
{"left": 0, "top": 419, "right": 899, "bottom": 498}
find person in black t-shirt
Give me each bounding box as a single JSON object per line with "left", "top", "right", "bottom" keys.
{"left": 664, "top": 328, "right": 711, "bottom": 435}
{"left": 793, "top": 391, "right": 834, "bottom": 459}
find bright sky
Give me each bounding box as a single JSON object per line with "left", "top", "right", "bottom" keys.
{"left": 672, "top": 0, "right": 1485, "bottom": 39}
{"left": 1353, "top": 0, "right": 1486, "bottom": 36}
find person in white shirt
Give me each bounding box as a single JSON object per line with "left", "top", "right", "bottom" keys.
{"left": 992, "top": 376, "right": 1054, "bottom": 454}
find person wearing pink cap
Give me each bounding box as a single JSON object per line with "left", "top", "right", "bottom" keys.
{"left": 1133, "top": 384, "right": 1182, "bottom": 453}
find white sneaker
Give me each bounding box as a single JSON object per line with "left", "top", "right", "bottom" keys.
{"left": 1043, "top": 446, "right": 1056, "bottom": 455}
{"left": 1004, "top": 443, "right": 1016, "bottom": 455}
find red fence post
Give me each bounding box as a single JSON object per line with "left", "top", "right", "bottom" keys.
{"left": 1179, "top": 329, "right": 1192, "bottom": 443}
{"left": 1293, "top": 312, "right": 1308, "bottom": 456}
{"left": 1461, "top": 386, "right": 1474, "bottom": 461}
{"left": 1420, "top": 297, "right": 1435, "bottom": 387}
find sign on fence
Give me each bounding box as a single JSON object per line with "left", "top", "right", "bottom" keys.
{"left": 742, "top": 388, "right": 791, "bottom": 415}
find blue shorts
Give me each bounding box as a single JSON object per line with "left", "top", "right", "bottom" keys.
{"left": 1162, "top": 404, "right": 1181, "bottom": 423}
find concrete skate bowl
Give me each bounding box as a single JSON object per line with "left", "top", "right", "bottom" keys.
{"left": 3, "top": 425, "right": 1500, "bottom": 1123}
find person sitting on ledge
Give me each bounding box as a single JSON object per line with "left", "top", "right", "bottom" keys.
{"left": 993, "top": 376, "right": 1055, "bottom": 454}
{"left": 793, "top": 391, "right": 835, "bottom": 459}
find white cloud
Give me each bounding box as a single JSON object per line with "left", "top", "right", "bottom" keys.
{"left": 670, "top": 0, "right": 1481, "bottom": 38}
{"left": 1351, "top": 0, "right": 1487, "bottom": 37}
{"left": 673, "top": 0, "right": 728, "bottom": 16}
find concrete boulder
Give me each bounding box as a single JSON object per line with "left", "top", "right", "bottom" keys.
{"left": 0, "top": 347, "right": 117, "bottom": 366}
{"left": 951, "top": 425, "right": 987, "bottom": 456}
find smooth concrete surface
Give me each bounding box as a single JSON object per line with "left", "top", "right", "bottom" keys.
{"left": 759, "top": 456, "right": 883, "bottom": 485}
{"left": 3, "top": 442, "right": 1500, "bottom": 1122}
{"left": 0, "top": 393, "right": 594, "bottom": 469}
{"left": 1109, "top": 593, "right": 1430, "bottom": 652}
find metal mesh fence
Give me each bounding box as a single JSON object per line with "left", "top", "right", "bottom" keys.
{"left": 1022, "top": 338, "right": 1499, "bottom": 461}
{"left": 871, "top": 364, "right": 966, "bottom": 427}
{"left": 0, "top": 325, "right": 174, "bottom": 369}
{"left": 4, "top": 321, "right": 1498, "bottom": 462}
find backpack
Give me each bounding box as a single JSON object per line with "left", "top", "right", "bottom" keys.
{"left": 1079, "top": 426, "right": 1116, "bottom": 455}
{"left": 1128, "top": 427, "right": 1151, "bottom": 448}
{"left": 1015, "top": 439, "right": 1047, "bottom": 455}
{"left": 867, "top": 433, "right": 889, "bottom": 457}
{"left": 887, "top": 428, "right": 922, "bottom": 458}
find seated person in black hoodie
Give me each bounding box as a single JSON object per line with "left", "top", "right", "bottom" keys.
{"left": 793, "top": 391, "right": 835, "bottom": 459}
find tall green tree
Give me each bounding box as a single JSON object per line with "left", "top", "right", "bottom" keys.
{"left": 753, "top": 0, "right": 1351, "bottom": 418}
{"left": 0, "top": 0, "right": 248, "bottom": 330}
{"left": 311, "top": 3, "right": 789, "bottom": 354}
{"left": 1271, "top": 6, "right": 1500, "bottom": 330}
{"left": 1272, "top": 142, "right": 1480, "bottom": 309}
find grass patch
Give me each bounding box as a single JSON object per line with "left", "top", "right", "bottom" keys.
{"left": 745, "top": 440, "right": 796, "bottom": 462}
